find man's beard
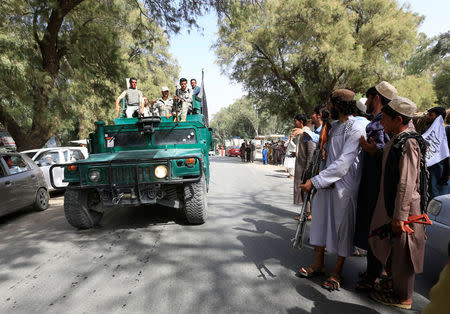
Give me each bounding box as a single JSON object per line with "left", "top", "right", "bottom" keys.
{"left": 330, "top": 106, "right": 340, "bottom": 120}
{"left": 366, "top": 102, "right": 374, "bottom": 115}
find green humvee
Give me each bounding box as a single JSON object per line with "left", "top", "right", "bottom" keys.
{"left": 51, "top": 114, "right": 213, "bottom": 229}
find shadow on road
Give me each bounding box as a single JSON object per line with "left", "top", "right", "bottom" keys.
{"left": 99, "top": 205, "right": 186, "bottom": 230}
{"left": 287, "top": 285, "right": 381, "bottom": 314}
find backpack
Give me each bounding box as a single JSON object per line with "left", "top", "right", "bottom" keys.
{"left": 384, "top": 132, "right": 429, "bottom": 218}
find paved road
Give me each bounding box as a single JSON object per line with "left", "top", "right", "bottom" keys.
{"left": 0, "top": 157, "right": 436, "bottom": 313}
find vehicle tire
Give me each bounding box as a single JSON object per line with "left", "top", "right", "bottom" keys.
{"left": 33, "top": 187, "right": 49, "bottom": 211}
{"left": 182, "top": 176, "right": 207, "bottom": 224}
{"left": 64, "top": 189, "right": 103, "bottom": 229}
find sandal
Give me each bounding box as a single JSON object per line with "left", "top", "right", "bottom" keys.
{"left": 370, "top": 290, "right": 412, "bottom": 310}
{"left": 355, "top": 273, "right": 375, "bottom": 292}
{"left": 374, "top": 276, "right": 393, "bottom": 293}
{"left": 352, "top": 248, "right": 367, "bottom": 257}
{"left": 295, "top": 265, "right": 325, "bottom": 278}
{"left": 322, "top": 273, "right": 342, "bottom": 291}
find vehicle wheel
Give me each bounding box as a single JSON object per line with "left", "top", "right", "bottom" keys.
{"left": 64, "top": 189, "right": 103, "bottom": 229}
{"left": 182, "top": 176, "right": 207, "bottom": 224}
{"left": 34, "top": 188, "right": 49, "bottom": 211}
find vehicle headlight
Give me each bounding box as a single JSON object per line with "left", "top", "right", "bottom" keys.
{"left": 427, "top": 199, "right": 442, "bottom": 216}
{"left": 88, "top": 169, "right": 101, "bottom": 182}
{"left": 154, "top": 165, "right": 168, "bottom": 179}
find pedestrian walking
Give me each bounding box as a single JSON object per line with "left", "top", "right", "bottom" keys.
{"left": 262, "top": 145, "right": 268, "bottom": 164}
{"left": 250, "top": 141, "right": 255, "bottom": 163}
{"left": 240, "top": 142, "right": 246, "bottom": 162}
{"left": 245, "top": 143, "right": 251, "bottom": 162}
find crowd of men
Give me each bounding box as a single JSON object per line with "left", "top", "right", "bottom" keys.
{"left": 115, "top": 77, "right": 201, "bottom": 121}
{"left": 261, "top": 142, "right": 287, "bottom": 166}
{"left": 287, "top": 81, "right": 449, "bottom": 311}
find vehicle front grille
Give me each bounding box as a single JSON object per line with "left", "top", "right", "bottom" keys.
{"left": 108, "top": 164, "right": 167, "bottom": 185}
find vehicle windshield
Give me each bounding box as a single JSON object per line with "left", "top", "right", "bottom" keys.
{"left": 105, "top": 131, "right": 146, "bottom": 148}
{"left": 153, "top": 128, "right": 197, "bottom": 145}
{"left": 24, "top": 152, "right": 36, "bottom": 158}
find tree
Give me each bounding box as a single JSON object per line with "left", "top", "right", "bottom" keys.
{"left": 393, "top": 75, "right": 437, "bottom": 111}
{"left": 214, "top": 0, "right": 421, "bottom": 114}
{"left": 433, "top": 59, "right": 450, "bottom": 107}
{"left": 210, "top": 95, "right": 290, "bottom": 143}
{"left": 0, "top": 0, "right": 224, "bottom": 150}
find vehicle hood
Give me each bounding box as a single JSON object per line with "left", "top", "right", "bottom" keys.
{"left": 77, "top": 148, "right": 204, "bottom": 163}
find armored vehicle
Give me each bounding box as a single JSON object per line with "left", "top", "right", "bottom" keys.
{"left": 51, "top": 114, "right": 212, "bottom": 229}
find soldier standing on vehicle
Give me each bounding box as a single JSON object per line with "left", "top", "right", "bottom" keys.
{"left": 174, "top": 78, "right": 193, "bottom": 122}
{"left": 152, "top": 86, "right": 174, "bottom": 118}
{"left": 115, "top": 77, "right": 144, "bottom": 118}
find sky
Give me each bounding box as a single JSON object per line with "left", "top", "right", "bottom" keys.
{"left": 169, "top": 0, "right": 450, "bottom": 120}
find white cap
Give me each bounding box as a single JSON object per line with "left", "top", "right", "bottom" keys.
{"left": 356, "top": 97, "right": 367, "bottom": 114}
{"left": 375, "top": 81, "right": 398, "bottom": 100}
{"left": 387, "top": 96, "right": 417, "bottom": 118}
{"left": 161, "top": 86, "right": 169, "bottom": 92}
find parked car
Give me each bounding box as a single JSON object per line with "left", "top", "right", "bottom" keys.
{"left": 0, "top": 152, "right": 49, "bottom": 217}
{"left": 21, "top": 147, "right": 88, "bottom": 190}
{"left": 0, "top": 129, "right": 16, "bottom": 151}
{"left": 426, "top": 194, "right": 450, "bottom": 262}
{"left": 226, "top": 146, "right": 240, "bottom": 157}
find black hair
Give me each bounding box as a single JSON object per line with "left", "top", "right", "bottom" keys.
{"left": 330, "top": 97, "right": 356, "bottom": 116}
{"left": 312, "top": 104, "right": 329, "bottom": 122}
{"left": 190, "top": 78, "right": 197, "bottom": 83}
{"left": 382, "top": 105, "right": 411, "bottom": 125}
{"left": 366, "top": 86, "right": 390, "bottom": 107}
{"left": 129, "top": 77, "right": 137, "bottom": 84}
{"left": 179, "top": 78, "right": 187, "bottom": 83}
{"left": 294, "top": 114, "right": 308, "bottom": 126}
{"left": 354, "top": 107, "right": 369, "bottom": 118}
{"left": 320, "top": 108, "right": 330, "bottom": 122}
{"left": 313, "top": 104, "right": 326, "bottom": 115}
{"left": 428, "top": 106, "right": 446, "bottom": 120}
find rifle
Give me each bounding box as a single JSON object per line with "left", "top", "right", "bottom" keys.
{"left": 369, "top": 214, "right": 432, "bottom": 240}
{"left": 292, "top": 121, "right": 330, "bottom": 249}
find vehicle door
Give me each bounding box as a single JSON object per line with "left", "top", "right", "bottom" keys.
{"left": 0, "top": 155, "right": 35, "bottom": 213}
{"left": 69, "top": 149, "right": 87, "bottom": 162}
{"left": 35, "top": 150, "right": 64, "bottom": 189}
{"left": 0, "top": 158, "right": 17, "bottom": 215}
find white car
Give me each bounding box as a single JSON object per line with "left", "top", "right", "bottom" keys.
{"left": 21, "top": 147, "right": 88, "bottom": 190}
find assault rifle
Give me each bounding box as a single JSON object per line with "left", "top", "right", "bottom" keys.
{"left": 292, "top": 121, "right": 330, "bottom": 249}
{"left": 369, "top": 214, "right": 432, "bottom": 240}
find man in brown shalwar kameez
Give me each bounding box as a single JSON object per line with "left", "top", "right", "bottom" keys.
{"left": 367, "top": 96, "right": 426, "bottom": 310}
{"left": 292, "top": 114, "right": 316, "bottom": 205}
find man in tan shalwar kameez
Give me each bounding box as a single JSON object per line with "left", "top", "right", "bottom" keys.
{"left": 365, "top": 96, "right": 426, "bottom": 310}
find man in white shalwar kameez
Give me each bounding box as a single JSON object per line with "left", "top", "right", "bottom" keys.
{"left": 296, "top": 89, "right": 366, "bottom": 292}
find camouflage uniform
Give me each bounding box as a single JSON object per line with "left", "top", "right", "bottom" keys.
{"left": 175, "top": 88, "right": 193, "bottom": 121}
{"left": 154, "top": 98, "right": 174, "bottom": 116}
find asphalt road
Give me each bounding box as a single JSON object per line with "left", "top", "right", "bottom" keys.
{"left": 0, "top": 156, "right": 438, "bottom": 313}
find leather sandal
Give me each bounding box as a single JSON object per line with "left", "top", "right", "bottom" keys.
{"left": 295, "top": 265, "right": 325, "bottom": 278}
{"left": 370, "top": 290, "right": 412, "bottom": 310}
{"left": 322, "top": 273, "right": 342, "bottom": 291}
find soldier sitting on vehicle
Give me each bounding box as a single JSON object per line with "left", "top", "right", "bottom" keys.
{"left": 174, "top": 78, "right": 193, "bottom": 122}
{"left": 115, "top": 77, "right": 144, "bottom": 118}
{"left": 152, "top": 86, "right": 174, "bottom": 118}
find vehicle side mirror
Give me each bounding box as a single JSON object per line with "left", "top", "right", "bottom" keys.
{"left": 35, "top": 161, "right": 41, "bottom": 167}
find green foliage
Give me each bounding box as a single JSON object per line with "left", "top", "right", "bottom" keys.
{"left": 433, "top": 59, "right": 450, "bottom": 107}
{"left": 0, "top": 0, "right": 180, "bottom": 149}
{"left": 210, "top": 95, "right": 290, "bottom": 143}
{"left": 214, "top": 0, "right": 420, "bottom": 114}
{"left": 393, "top": 74, "right": 437, "bottom": 111}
